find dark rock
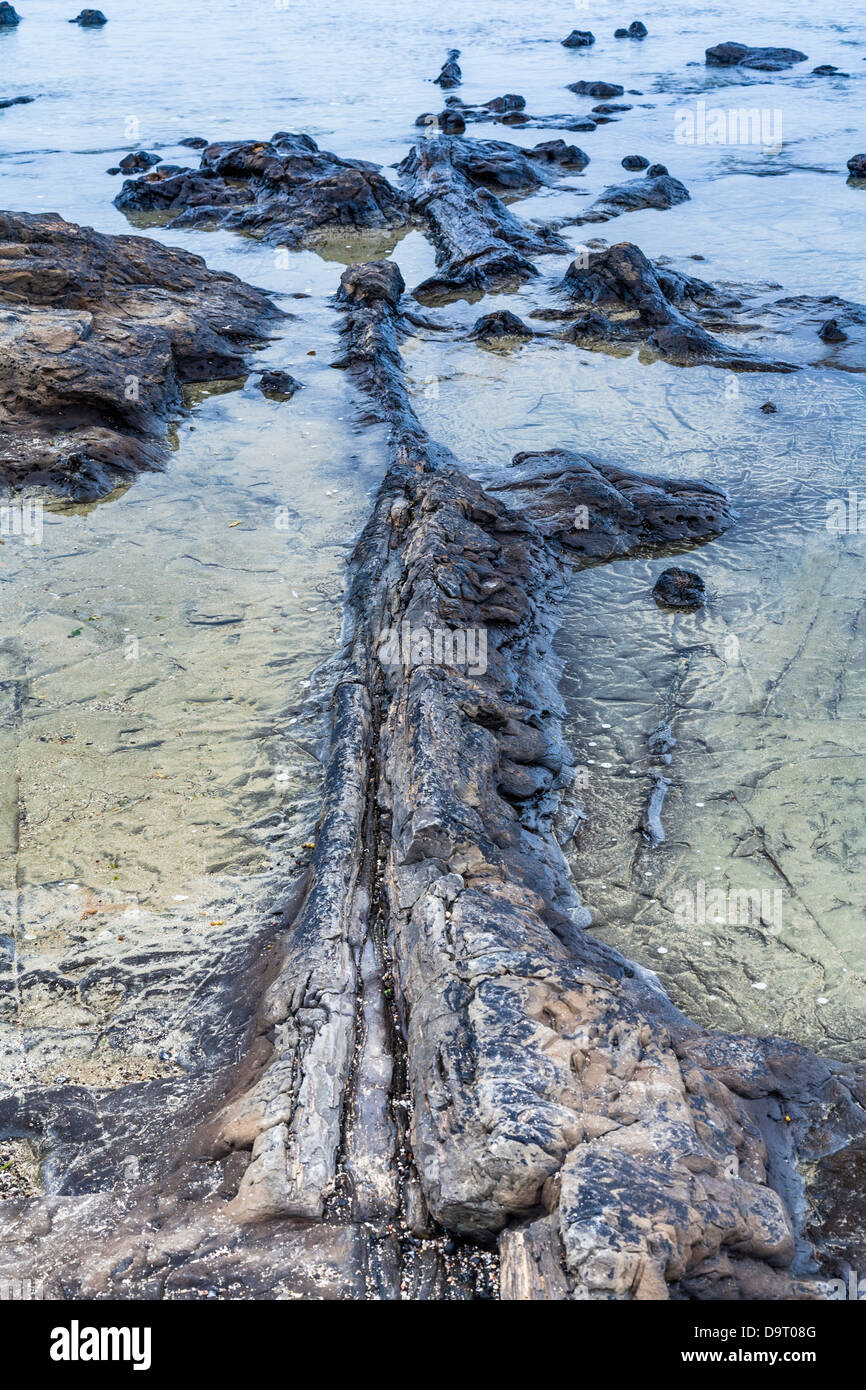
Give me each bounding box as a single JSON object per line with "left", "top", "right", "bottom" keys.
{"left": 0, "top": 257, "right": 860, "bottom": 1301}
{"left": 760, "top": 401, "right": 777, "bottom": 413}
{"left": 705, "top": 42, "right": 807, "bottom": 71}
{"left": 399, "top": 134, "right": 581, "bottom": 196}
{"left": 0, "top": 2, "right": 20, "bottom": 22}
{"left": 561, "top": 30, "right": 594, "bottom": 48}
{"left": 434, "top": 49, "right": 462, "bottom": 89}
{"left": 573, "top": 171, "right": 688, "bottom": 224}
{"left": 527, "top": 138, "right": 589, "bottom": 171}
{"left": 469, "top": 310, "right": 533, "bottom": 341}
{"left": 69, "top": 8, "right": 107, "bottom": 24}
{"left": 621, "top": 154, "right": 650, "bottom": 170}
{"left": 0, "top": 95, "right": 34, "bottom": 109}
{"left": 115, "top": 131, "right": 412, "bottom": 248}
{"left": 616, "top": 20, "right": 647, "bottom": 39}
{"left": 812, "top": 64, "right": 846, "bottom": 75}
{"left": 432, "top": 94, "right": 594, "bottom": 135}
{"left": 567, "top": 80, "right": 625, "bottom": 99}
{"left": 646, "top": 162, "right": 668, "bottom": 177}
{"left": 117, "top": 150, "right": 161, "bottom": 174}
{"left": 592, "top": 103, "right": 632, "bottom": 114}
{"left": 847, "top": 154, "right": 866, "bottom": 177}
{"left": 398, "top": 136, "right": 568, "bottom": 300}
{"left": 559, "top": 241, "right": 797, "bottom": 371}
{"left": 436, "top": 108, "right": 466, "bottom": 135}
{"left": 256, "top": 369, "right": 303, "bottom": 398}
{"left": 178, "top": 136, "right": 209, "bottom": 149}
{"left": 0, "top": 210, "right": 281, "bottom": 498}
{"left": 106, "top": 165, "right": 120, "bottom": 175}
{"left": 652, "top": 567, "right": 706, "bottom": 609}
{"left": 819, "top": 319, "right": 848, "bottom": 343}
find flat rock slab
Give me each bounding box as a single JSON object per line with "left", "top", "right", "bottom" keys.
{"left": 0, "top": 210, "right": 281, "bottom": 499}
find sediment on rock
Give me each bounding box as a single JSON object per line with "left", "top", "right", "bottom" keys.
{"left": 0, "top": 210, "right": 281, "bottom": 499}
{"left": 113, "top": 130, "right": 412, "bottom": 247}
{"left": 397, "top": 136, "right": 569, "bottom": 300}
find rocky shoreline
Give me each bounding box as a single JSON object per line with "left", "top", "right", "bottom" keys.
{"left": 1, "top": 18, "right": 866, "bottom": 1302}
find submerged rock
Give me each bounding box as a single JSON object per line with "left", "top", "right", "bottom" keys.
{"left": 621, "top": 153, "right": 650, "bottom": 170}
{"left": 431, "top": 94, "right": 597, "bottom": 135}
{"left": 69, "top": 8, "right": 107, "bottom": 23}
{"left": 0, "top": 2, "right": 20, "bottom": 23}
{"left": 847, "top": 154, "right": 866, "bottom": 178}
{"left": 114, "top": 130, "right": 412, "bottom": 248}
{"left": 558, "top": 240, "right": 797, "bottom": 371}
{"left": 568, "top": 79, "right": 625, "bottom": 99}
{"left": 652, "top": 567, "right": 706, "bottom": 608}
{"left": 561, "top": 29, "right": 594, "bottom": 47}
{"left": 819, "top": 319, "right": 848, "bottom": 343}
{"left": 705, "top": 42, "right": 807, "bottom": 71}
{"left": 469, "top": 310, "right": 533, "bottom": 341}
{"left": 573, "top": 170, "right": 689, "bottom": 224}
{"left": 0, "top": 94, "right": 34, "bottom": 109}
{"left": 255, "top": 369, "right": 303, "bottom": 398}
{"left": 615, "top": 20, "right": 648, "bottom": 39}
{"left": 0, "top": 210, "right": 281, "bottom": 498}
{"left": 434, "top": 49, "right": 462, "bottom": 88}
{"left": 178, "top": 135, "right": 209, "bottom": 149}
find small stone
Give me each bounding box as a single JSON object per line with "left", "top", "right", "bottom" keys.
{"left": 0, "top": 2, "right": 20, "bottom": 23}
{"left": 652, "top": 567, "right": 706, "bottom": 610}
{"left": 760, "top": 401, "right": 777, "bottom": 413}
{"left": 562, "top": 29, "right": 595, "bottom": 48}
{"left": 621, "top": 154, "right": 650, "bottom": 171}
{"left": 848, "top": 154, "right": 866, "bottom": 178}
{"left": 819, "top": 319, "right": 847, "bottom": 343}
{"left": 70, "top": 9, "right": 108, "bottom": 24}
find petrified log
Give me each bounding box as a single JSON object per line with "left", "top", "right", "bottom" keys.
{"left": 114, "top": 131, "right": 412, "bottom": 248}
{"left": 0, "top": 210, "right": 281, "bottom": 498}
{"left": 705, "top": 42, "right": 807, "bottom": 70}
{"left": 2, "top": 260, "right": 865, "bottom": 1300}
{"left": 397, "top": 136, "right": 569, "bottom": 299}
{"left": 402, "top": 133, "right": 586, "bottom": 194}
{"left": 212, "top": 262, "right": 866, "bottom": 1296}
{"left": 557, "top": 241, "right": 797, "bottom": 371}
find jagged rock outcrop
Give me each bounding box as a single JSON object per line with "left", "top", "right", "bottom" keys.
{"left": 397, "top": 136, "right": 569, "bottom": 299}
{"left": 554, "top": 241, "right": 798, "bottom": 371}
{"left": 0, "top": 210, "right": 281, "bottom": 498}
{"left": 113, "top": 131, "right": 412, "bottom": 248}
{"left": 207, "top": 263, "right": 866, "bottom": 1298}
{"left": 1, "top": 260, "right": 864, "bottom": 1300}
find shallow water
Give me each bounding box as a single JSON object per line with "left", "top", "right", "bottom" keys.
{"left": 1, "top": 0, "right": 865, "bottom": 1064}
